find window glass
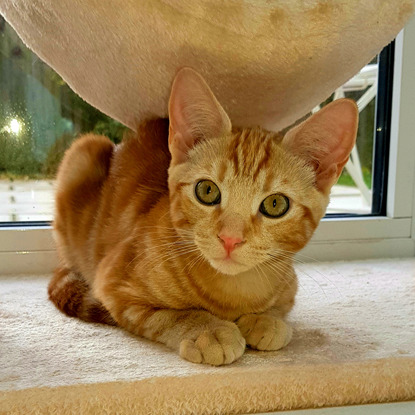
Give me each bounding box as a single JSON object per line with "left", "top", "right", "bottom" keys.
{"left": 0, "top": 17, "right": 388, "bottom": 223}
{"left": 322, "top": 57, "right": 378, "bottom": 215}
{"left": 0, "top": 17, "right": 125, "bottom": 222}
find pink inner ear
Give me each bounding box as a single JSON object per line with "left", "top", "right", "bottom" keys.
{"left": 168, "top": 82, "right": 199, "bottom": 164}
{"left": 168, "top": 68, "right": 232, "bottom": 165}
{"left": 283, "top": 99, "right": 359, "bottom": 193}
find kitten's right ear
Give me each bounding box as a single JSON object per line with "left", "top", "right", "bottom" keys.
{"left": 168, "top": 67, "right": 232, "bottom": 165}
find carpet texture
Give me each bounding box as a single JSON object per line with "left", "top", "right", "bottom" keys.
{"left": 1, "top": 258, "right": 415, "bottom": 414}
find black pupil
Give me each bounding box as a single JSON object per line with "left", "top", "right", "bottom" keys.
{"left": 207, "top": 185, "right": 211, "bottom": 195}
{"left": 273, "top": 198, "right": 277, "bottom": 208}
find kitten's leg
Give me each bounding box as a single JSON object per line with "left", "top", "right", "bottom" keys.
{"left": 96, "top": 286, "right": 245, "bottom": 365}
{"left": 236, "top": 309, "right": 293, "bottom": 351}
{"left": 94, "top": 247, "right": 246, "bottom": 365}
{"left": 116, "top": 305, "right": 245, "bottom": 365}
{"left": 236, "top": 265, "right": 297, "bottom": 351}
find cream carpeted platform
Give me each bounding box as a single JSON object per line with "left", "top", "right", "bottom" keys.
{"left": 1, "top": 258, "right": 415, "bottom": 414}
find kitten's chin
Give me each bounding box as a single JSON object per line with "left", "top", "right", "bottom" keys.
{"left": 209, "top": 258, "right": 250, "bottom": 276}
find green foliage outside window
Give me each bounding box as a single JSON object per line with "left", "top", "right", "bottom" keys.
{"left": 0, "top": 16, "right": 126, "bottom": 178}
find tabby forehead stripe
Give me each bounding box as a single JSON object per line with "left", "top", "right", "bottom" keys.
{"left": 241, "top": 131, "right": 253, "bottom": 176}
{"left": 227, "top": 132, "right": 242, "bottom": 175}
{"left": 253, "top": 138, "right": 272, "bottom": 181}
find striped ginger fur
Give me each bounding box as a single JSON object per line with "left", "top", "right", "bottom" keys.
{"left": 50, "top": 68, "right": 358, "bottom": 365}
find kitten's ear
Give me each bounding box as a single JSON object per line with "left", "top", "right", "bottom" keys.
{"left": 168, "top": 67, "right": 232, "bottom": 165}
{"left": 283, "top": 99, "right": 359, "bottom": 193}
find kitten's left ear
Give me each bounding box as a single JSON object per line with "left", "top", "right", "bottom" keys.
{"left": 168, "top": 67, "right": 232, "bottom": 165}
{"left": 282, "top": 99, "right": 359, "bottom": 193}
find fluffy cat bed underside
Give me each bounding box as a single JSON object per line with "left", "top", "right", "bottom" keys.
{"left": 1, "top": 258, "right": 415, "bottom": 414}
{"left": 1, "top": 1, "right": 414, "bottom": 131}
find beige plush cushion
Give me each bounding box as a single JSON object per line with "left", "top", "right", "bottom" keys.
{"left": 1, "top": 1, "right": 414, "bottom": 131}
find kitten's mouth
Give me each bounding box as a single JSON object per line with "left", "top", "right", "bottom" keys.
{"left": 211, "top": 254, "right": 241, "bottom": 264}
{"left": 209, "top": 257, "right": 249, "bottom": 275}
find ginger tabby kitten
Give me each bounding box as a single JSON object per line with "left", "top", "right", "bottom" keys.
{"left": 49, "top": 68, "right": 358, "bottom": 365}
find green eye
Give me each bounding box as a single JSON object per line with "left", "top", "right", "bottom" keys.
{"left": 195, "top": 180, "right": 221, "bottom": 205}
{"left": 260, "top": 194, "right": 289, "bottom": 218}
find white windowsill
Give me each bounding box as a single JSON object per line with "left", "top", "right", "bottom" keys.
{"left": 0, "top": 214, "right": 414, "bottom": 274}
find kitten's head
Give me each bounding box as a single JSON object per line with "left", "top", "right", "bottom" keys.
{"left": 167, "top": 68, "right": 358, "bottom": 275}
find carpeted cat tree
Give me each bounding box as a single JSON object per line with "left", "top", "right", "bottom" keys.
{"left": 1, "top": 1, "right": 415, "bottom": 414}
{"left": 1, "top": 0, "right": 414, "bottom": 132}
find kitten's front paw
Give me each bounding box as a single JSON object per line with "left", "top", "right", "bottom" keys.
{"left": 237, "top": 314, "right": 292, "bottom": 351}
{"left": 179, "top": 321, "right": 246, "bottom": 366}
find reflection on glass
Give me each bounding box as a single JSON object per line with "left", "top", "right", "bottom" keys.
{"left": 0, "top": 16, "right": 125, "bottom": 222}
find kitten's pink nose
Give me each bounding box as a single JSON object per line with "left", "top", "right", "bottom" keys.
{"left": 218, "top": 234, "right": 245, "bottom": 255}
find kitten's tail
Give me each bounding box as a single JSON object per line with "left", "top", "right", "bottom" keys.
{"left": 48, "top": 267, "right": 116, "bottom": 326}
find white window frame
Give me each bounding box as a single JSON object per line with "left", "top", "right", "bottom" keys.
{"left": 303, "top": 18, "right": 415, "bottom": 262}
{"left": 1, "top": 19, "right": 415, "bottom": 274}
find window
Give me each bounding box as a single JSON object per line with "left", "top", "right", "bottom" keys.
{"left": 0, "top": 16, "right": 392, "bottom": 223}
{"left": 0, "top": 16, "right": 125, "bottom": 223}
{"left": 0, "top": 16, "right": 414, "bottom": 273}
{"left": 325, "top": 45, "right": 394, "bottom": 217}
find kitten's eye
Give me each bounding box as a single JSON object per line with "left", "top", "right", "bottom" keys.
{"left": 195, "top": 180, "right": 221, "bottom": 205}
{"left": 260, "top": 194, "right": 289, "bottom": 218}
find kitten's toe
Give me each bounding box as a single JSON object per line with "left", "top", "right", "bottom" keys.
{"left": 179, "top": 339, "right": 203, "bottom": 364}
{"left": 179, "top": 323, "right": 245, "bottom": 365}
{"left": 237, "top": 314, "right": 292, "bottom": 351}
{"left": 211, "top": 325, "right": 246, "bottom": 364}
